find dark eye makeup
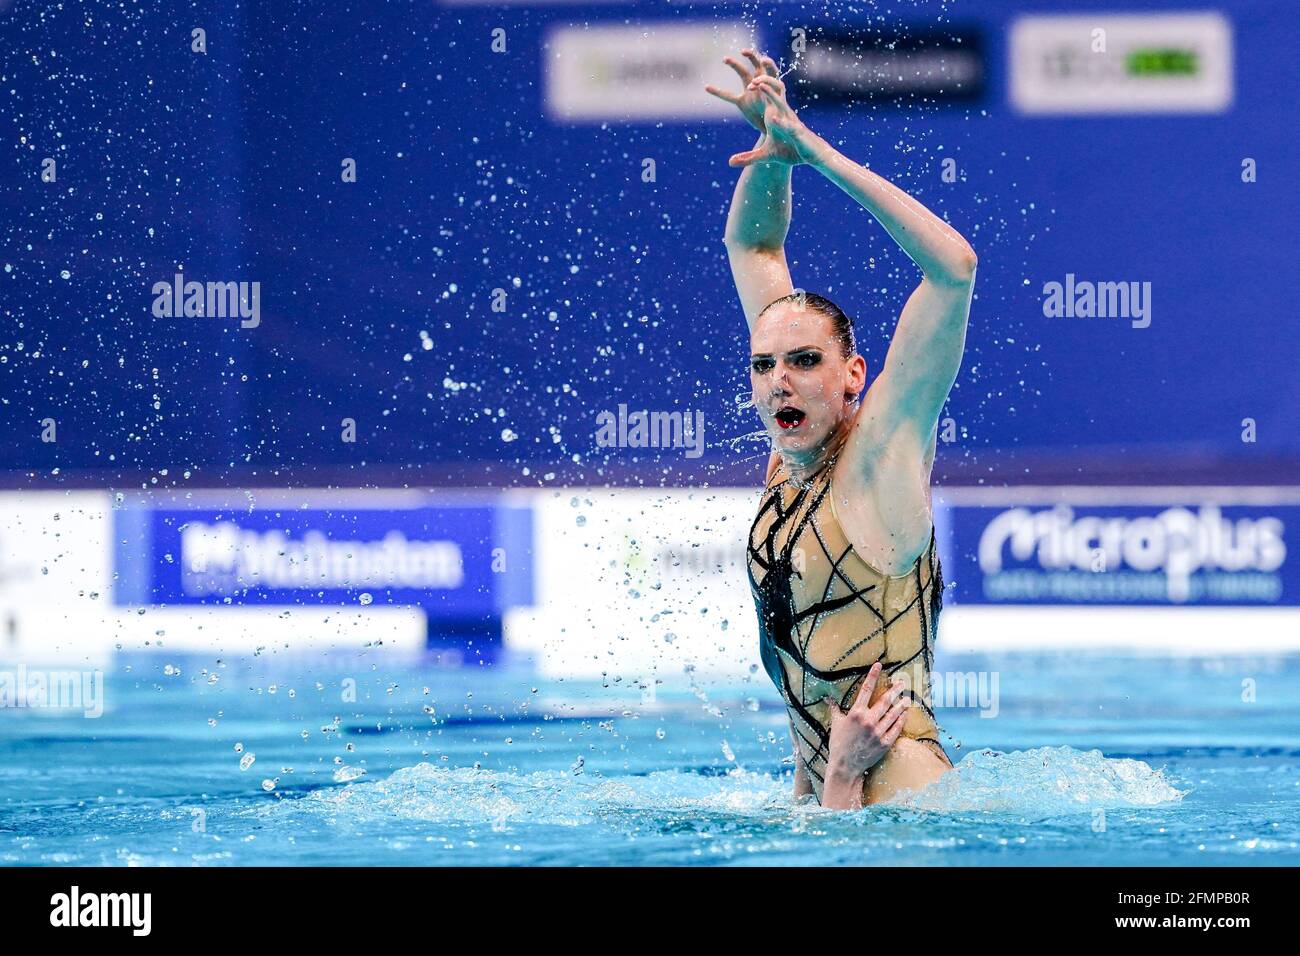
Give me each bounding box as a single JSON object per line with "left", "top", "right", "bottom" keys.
{"left": 749, "top": 347, "right": 822, "bottom": 374}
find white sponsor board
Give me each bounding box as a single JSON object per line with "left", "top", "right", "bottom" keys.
{"left": 937, "top": 604, "right": 1300, "bottom": 656}
{"left": 1009, "top": 13, "right": 1233, "bottom": 115}
{"left": 506, "top": 488, "right": 762, "bottom": 682}
{"left": 0, "top": 492, "right": 110, "bottom": 606}
{"left": 544, "top": 20, "right": 757, "bottom": 121}
{"left": 0, "top": 492, "right": 115, "bottom": 666}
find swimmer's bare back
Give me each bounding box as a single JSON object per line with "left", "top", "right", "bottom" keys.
{"left": 711, "top": 48, "right": 976, "bottom": 809}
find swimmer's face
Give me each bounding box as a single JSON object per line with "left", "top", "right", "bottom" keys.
{"left": 749, "top": 304, "right": 866, "bottom": 456}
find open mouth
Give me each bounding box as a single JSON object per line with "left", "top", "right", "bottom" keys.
{"left": 774, "top": 405, "right": 806, "bottom": 430}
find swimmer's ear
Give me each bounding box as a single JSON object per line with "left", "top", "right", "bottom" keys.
{"left": 846, "top": 354, "right": 867, "bottom": 400}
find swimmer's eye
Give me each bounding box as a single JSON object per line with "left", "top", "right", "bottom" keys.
{"left": 793, "top": 352, "right": 821, "bottom": 368}
{"left": 751, "top": 358, "right": 775, "bottom": 374}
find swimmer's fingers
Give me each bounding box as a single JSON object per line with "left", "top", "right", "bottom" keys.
{"left": 705, "top": 57, "right": 752, "bottom": 107}
{"left": 705, "top": 60, "right": 748, "bottom": 106}
{"left": 728, "top": 147, "right": 769, "bottom": 167}
{"left": 865, "top": 678, "right": 907, "bottom": 723}
{"left": 846, "top": 662, "right": 884, "bottom": 718}
{"left": 880, "top": 703, "right": 909, "bottom": 748}
{"left": 748, "top": 74, "right": 789, "bottom": 107}
{"left": 723, "top": 55, "right": 755, "bottom": 87}
{"left": 741, "top": 48, "right": 780, "bottom": 79}
{"left": 704, "top": 83, "right": 741, "bottom": 107}
{"left": 755, "top": 87, "right": 796, "bottom": 127}
{"left": 876, "top": 695, "right": 911, "bottom": 734}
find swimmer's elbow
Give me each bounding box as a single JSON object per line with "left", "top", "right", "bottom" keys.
{"left": 724, "top": 232, "right": 783, "bottom": 256}
{"left": 959, "top": 247, "right": 978, "bottom": 280}
{"left": 930, "top": 247, "right": 978, "bottom": 287}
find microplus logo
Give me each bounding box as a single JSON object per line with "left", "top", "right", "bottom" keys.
{"left": 151, "top": 272, "right": 260, "bottom": 328}
{"left": 50, "top": 886, "right": 151, "bottom": 936}
{"left": 180, "top": 521, "right": 465, "bottom": 595}
{"left": 595, "top": 404, "right": 705, "bottom": 458}
{"left": 1042, "top": 273, "right": 1151, "bottom": 328}
{"left": 978, "top": 505, "right": 1286, "bottom": 602}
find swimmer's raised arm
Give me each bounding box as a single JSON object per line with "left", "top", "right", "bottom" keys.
{"left": 709, "top": 48, "right": 795, "bottom": 329}
{"left": 813, "top": 148, "right": 976, "bottom": 447}
{"left": 736, "top": 72, "right": 977, "bottom": 445}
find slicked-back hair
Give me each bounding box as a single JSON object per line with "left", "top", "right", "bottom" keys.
{"left": 757, "top": 290, "right": 856, "bottom": 359}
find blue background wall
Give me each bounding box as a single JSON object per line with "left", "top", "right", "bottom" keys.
{"left": 2, "top": 0, "right": 1297, "bottom": 486}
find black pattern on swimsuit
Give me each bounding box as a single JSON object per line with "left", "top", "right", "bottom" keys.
{"left": 746, "top": 459, "right": 946, "bottom": 784}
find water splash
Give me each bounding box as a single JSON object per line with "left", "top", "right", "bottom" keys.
{"left": 893, "top": 746, "right": 1186, "bottom": 816}
{"left": 264, "top": 745, "right": 1182, "bottom": 832}
{"left": 268, "top": 764, "right": 788, "bottom": 828}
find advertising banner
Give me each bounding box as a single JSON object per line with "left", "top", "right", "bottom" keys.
{"left": 944, "top": 498, "right": 1297, "bottom": 607}
{"left": 114, "top": 499, "right": 533, "bottom": 620}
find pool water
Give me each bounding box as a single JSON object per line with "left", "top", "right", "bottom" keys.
{"left": 2, "top": 650, "right": 1297, "bottom": 866}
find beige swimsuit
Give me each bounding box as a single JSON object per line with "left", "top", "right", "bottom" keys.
{"left": 746, "top": 452, "right": 951, "bottom": 804}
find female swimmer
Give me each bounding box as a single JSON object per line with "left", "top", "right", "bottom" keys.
{"left": 708, "top": 48, "right": 977, "bottom": 809}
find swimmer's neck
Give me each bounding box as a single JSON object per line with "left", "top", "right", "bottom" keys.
{"left": 780, "top": 419, "right": 854, "bottom": 483}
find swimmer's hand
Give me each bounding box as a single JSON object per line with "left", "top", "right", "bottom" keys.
{"left": 731, "top": 76, "right": 826, "bottom": 168}
{"left": 820, "top": 662, "right": 911, "bottom": 810}
{"left": 704, "top": 48, "right": 775, "bottom": 134}
{"left": 705, "top": 48, "right": 826, "bottom": 168}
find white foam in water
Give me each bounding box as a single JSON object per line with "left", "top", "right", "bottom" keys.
{"left": 283, "top": 764, "right": 789, "bottom": 828}
{"left": 276, "top": 745, "right": 1182, "bottom": 828}
{"left": 893, "top": 745, "right": 1186, "bottom": 815}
